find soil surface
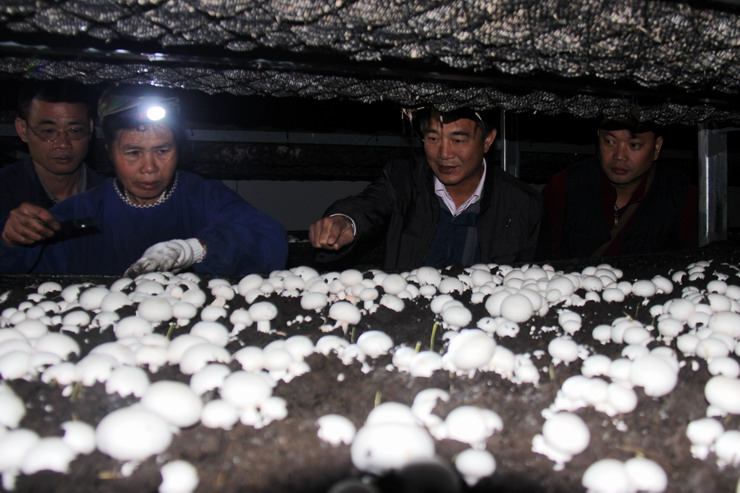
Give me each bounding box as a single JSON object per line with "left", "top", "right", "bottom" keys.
{"left": 1, "top": 245, "right": 739, "bottom": 493}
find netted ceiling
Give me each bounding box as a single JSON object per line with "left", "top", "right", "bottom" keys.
{"left": 0, "top": 0, "right": 738, "bottom": 125}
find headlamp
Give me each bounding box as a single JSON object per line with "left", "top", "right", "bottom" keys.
{"left": 98, "top": 91, "right": 179, "bottom": 123}
{"left": 144, "top": 104, "right": 167, "bottom": 122}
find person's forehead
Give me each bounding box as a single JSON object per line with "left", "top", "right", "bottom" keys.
{"left": 425, "top": 116, "right": 478, "bottom": 133}
{"left": 116, "top": 124, "right": 174, "bottom": 144}
{"left": 599, "top": 128, "right": 655, "bottom": 141}
{"left": 28, "top": 99, "right": 89, "bottom": 120}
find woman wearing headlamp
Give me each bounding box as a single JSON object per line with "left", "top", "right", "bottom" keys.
{"left": 0, "top": 86, "right": 288, "bottom": 276}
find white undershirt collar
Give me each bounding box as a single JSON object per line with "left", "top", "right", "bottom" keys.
{"left": 433, "top": 159, "right": 487, "bottom": 216}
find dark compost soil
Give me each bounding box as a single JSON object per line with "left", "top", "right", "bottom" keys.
{"left": 0, "top": 245, "right": 738, "bottom": 493}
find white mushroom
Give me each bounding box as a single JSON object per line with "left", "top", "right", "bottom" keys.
{"left": 686, "top": 417, "right": 724, "bottom": 460}
{"left": 13, "top": 319, "right": 48, "bottom": 340}
{"left": 317, "top": 414, "right": 356, "bottom": 446}
{"left": 443, "top": 406, "right": 502, "bottom": 448}
{"left": 714, "top": 430, "right": 740, "bottom": 467}
{"left": 548, "top": 336, "right": 580, "bottom": 365}
{"left": 0, "top": 384, "right": 25, "bottom": 428}
{"left": 351, "top": 422, "right": 435, "bottom": 475}
{"left": 409, "top": 351, "right": 444, "bottom": 378}
{"left": 356, "top": 330, "right": 394, "bottom": 358}
{"left": 61, "top": 420, "right": 96, "bottom": 455}
{"left": 581, "top": 459, "right": 631, "bottom": 493}
{"left": 220, "top": 371, "right": 273, "bottom": 409}
{"left": 190, "top": 363, "right": 231, "bottom": 395}
{"left": 440, "top": 304, "right": 472, "bottom": 329}
{"left": 189, "top": 321, "right": 230, "bottom": 347}
{"left": 415, "top": 267, "right": 442, "bottom": 286}
{"left": 159, "top": 460, "right": 199, "bottom": 493}
{"left": 629, "top": 354, "right": 678, "bottom": 397}
{"left": 379, "top": 294, "right": 404, "bottom": 312}
{"left": 329, "top": 301, "right": 361, "bottom": 334}
{"left": 444, "top": 329, "right": 496, "bottom": 372}
{"left": 704, "top": 375, "right": 740, "bottom": 415}
{"left": 37, "top": 282, "right": 62, "bottom": 295}
{"left": 0, "top": 428, "right": 39, "bottom": 489}
{"left": 249, "top": 301, "right": 278, "bottom": 333}
{"left": 624, "top": 457, "right": 667, "bottom": 492}
{"left": 105, "top": 365, "right": 150, "bottom": 397}
{"left": 499, "top": 293, "right": 534, "bottom": 323}
{"left": 100, "top": 291, "right": 131, "bottom": 313}
{"left": 532, "top": 412, "right": 590, "bottom": 467}
{"left": 300, "top": 292, "right": 329, "bottom": 312}
{"left": 141, "top": 381, "right": 203, "bottom": 427}
{"left": 200, "top": 399, "right": 239, "bottom": 430}
{"left": 455, "top": 448, "right": 496, "bottom": 487}
{"left": 95, "top": 405, "right": 173, "bottom": 462}
{"left": 381, "top": 274, "right": 407, "bottom": 295}
{"left": 200, "top": 305, "right": 227, "bottom": 322}
{"left": 20, "top": 437, "right": 76, "bottom": 474}
{"left": 114, "top": 316, "right": 153, "bottom": 339}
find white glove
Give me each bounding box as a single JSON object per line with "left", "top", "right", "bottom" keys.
{"left": 125, "top": 238, "right": 206, "bottom": 277}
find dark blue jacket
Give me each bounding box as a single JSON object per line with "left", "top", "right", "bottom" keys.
{"left": 0, "top": 156, "right": 104, "bottom": 228}
{"left": 0, "top": 171, "right": 288, "bottom": 276}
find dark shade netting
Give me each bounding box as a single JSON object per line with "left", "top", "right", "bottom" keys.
{"left": 0, "top": 0, "right": 738, "bottom": 125}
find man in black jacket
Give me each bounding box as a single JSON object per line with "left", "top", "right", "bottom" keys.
{"left": 1, "top": 80, "right": 103, "bottom": 247}
{"left": 309, "top": 107, "right": 542, "bottom": 271}
{"left": 539, "top": 117, "right": 698, "bottom": 260}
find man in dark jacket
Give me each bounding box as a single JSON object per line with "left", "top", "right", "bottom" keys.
{"left": 539, "top": 117, "right": 698, "bottom": 260}
{"left": 1, "top": 80, "right": 103, "bottom": 247}
{"left": 309, "top": 107, "right": 542, "bottom": 271}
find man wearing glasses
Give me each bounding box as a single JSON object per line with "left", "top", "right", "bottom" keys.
{"left": 0, "top": 81, "right": 103, "bottom": 247}
{"left": 309, "top": 107, "right": 542, "bottom": 271}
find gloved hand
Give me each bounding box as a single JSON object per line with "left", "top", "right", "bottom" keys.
{"left": 124, "top": 238, "right": 206, "bottom": 277}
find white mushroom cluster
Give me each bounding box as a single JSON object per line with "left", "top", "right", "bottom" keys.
{"left": 0, "top": 256, "right": 737, "bottom": 491}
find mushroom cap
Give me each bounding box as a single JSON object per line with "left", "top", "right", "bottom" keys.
{"left": 221, "top": 371, "right": 273, "bottom": 408}
{"left": 446, "top": 329, "right": 496, "bottom": 371}
{"left": 20, "top": 437, "right": 77, "bottom": 474}
{"left": 329, "top": 301, "right": 361, "bottom": 325}
{"left": 455, "top": 448, "right": 496, "bottom": 486}
{"left": 581, "top": 459, "right": 631, "bottom": 493}
{"left": 356, "top": 330, "right": 394, "bottom": 358}
{"left": 61, "top": 421, "right": 96, "bottom": 455}
{"left": 0, "top": 385, "right": 25, "bottom": 428}
{"left": 629, "top": 354, "right": 678, "bottom": 397}
{"left": 415, "top": 267, "right": 442, "bottom": 286}
{"left": 248, "top": 301, "right": 278, "bottom": 321}
{"left": 351, "top": 422, "right": 435, "bottom": 475}
{"left": 114, "top": 315, "right": 154, "bottom": 339}
{"left": 141, "top": 381, "right": 203, "bottom": 428}
{"left": 705, "top": 375, "right": 740, "bottom": 414}
{"left": 95, "top": 405, "right": 173, "bottom": 462}
{"left": 444, "top": 406, "right": 502, "bottom": 447}
{"left": 0, "top": 428, "right": 40, "bottom": 473}
{"left": 542, "top": 412, "right": 590, "bottom": 456}
{"left": 317, "top": 414, "right": 356, "bottom": 446}
{"left": 160, "top": 460, "right": 199, "bottom": 493}
{"left": 500, "top": 294, "right": 534, "bottom": 323}
{"left": 441, "top": 305, "right": 473, "bottom": 329}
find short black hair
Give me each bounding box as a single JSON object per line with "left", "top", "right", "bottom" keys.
{"left": 416, "top": 106, "right": 495, "bottom": 138}
{"left": 17, "top": 80, "right": 92, "bottom": 120}
{"left": 598, "top": 116, "right": 662, "bottom": 137}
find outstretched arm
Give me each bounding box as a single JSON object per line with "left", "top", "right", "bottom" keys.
{"left": 309, "top": 214, "right": 355, "bottom": 251}
{"left": 2, "top": 203, "right": 60, "bottom": 247}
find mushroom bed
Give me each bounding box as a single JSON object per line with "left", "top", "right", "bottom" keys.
{"left": 0, "top": 246, "right": 739, "bottom": 493}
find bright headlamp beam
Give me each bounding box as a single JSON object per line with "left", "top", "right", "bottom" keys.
{"left": 145, "top": 105, "right": 167, "bottom": 121}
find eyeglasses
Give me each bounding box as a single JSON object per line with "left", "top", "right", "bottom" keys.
{"left": 26, "top": 124, "right": 91, "bottom": 143}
